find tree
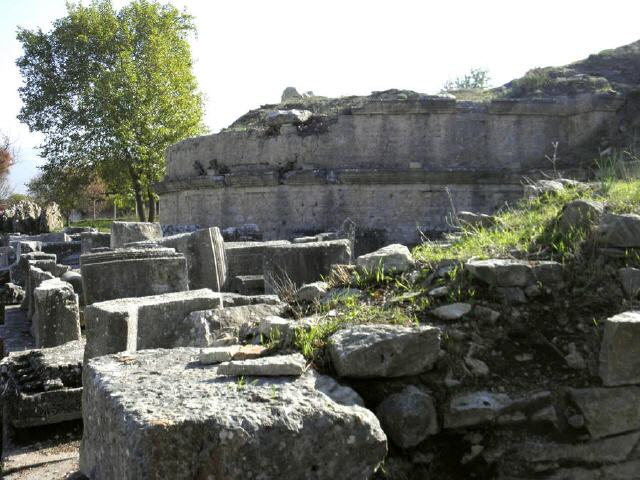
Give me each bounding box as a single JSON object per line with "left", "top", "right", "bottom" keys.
{"left": 441, "top": 68, "right": 491, "bottom": 92}
{"left": 17, "top": 0, "right": 205, "bottom": 221}
{"left": 0, "top": 132, "right": 16, "bottom": 201}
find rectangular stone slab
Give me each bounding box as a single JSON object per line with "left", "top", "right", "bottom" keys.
{"left": 80, "top": 348, "right": 386, "bottom": 480}
{"left": 80, "top": 248, "right": 189, "bottom": 304}
{"left": 263, "top": 239, "right": 351, "bottom": 294}
{"left": 83, "top": 289, "right": 222, "bottom": 361}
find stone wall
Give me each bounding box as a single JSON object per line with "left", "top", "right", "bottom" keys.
{"left": 158, "top": 93, "right": 624, "bottom": 249}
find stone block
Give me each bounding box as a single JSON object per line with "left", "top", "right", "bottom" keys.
{"left": 33, "top": 278, "right": 81, "bottom": 348}
{"left": 599, "top": 311, "right": 640, "bottom": 386}
{"left": 596, "top": 213, "right": 640, "bottom": 248}
{"left": 356, "top": 244, "right": 414, "bottom": 274}
{"left": 444, "top": 391, "right": 512, "bottom": 429}
{"left": 84, "top": 289, "right": 222, "bottom": 361}
{"left": 110, "top": 221, "right": 162, "bottom": 249}
{"left": 328, "top": 324, "right": 441, "bottom": 378}
{"left": 263, "top": 239, "right": 351, "bottom": 295}
{"left": 12, "top": 252, "right": 56, "bottom": 286}
{"left": 0, "top": 339, "right": 84, "bottom": 428}
{"left": 80, "top": 348, "right": 386, "bottom": 479}
{"left": 80, "top": 231, "right": 111, "bottom": 253}
{"left": 129, "top": 227, "right": 227, "bottom": 291}
{"left": 227, "top": 274, "right": 264, "bottom": 295}
{"left": 26, "top": 265, "right": 55, "bottom": 321}
{"left": 217, "top": 353, "right": 306, "bottom": 376}
{"left": 376, "top": 385, "right": 439, "bottom": 448}
{"left": 570, "top": 386, "right": 640, "bottom": 439}
{"left": 224, "top": 240, "right": 290, "bottom": 280}
{"left": 619, "top": 267, "right": 640, "bottom": 299}
{"left": 80, "top": 248, "right": 188, "bottom": 304}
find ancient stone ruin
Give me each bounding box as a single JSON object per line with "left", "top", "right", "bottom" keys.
{"left": 1, "top": 40, "right": 640, "bottom": 479}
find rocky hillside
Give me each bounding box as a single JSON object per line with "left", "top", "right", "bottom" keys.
{"left": 265, "top": 158, "right": 640, "bottom": 479}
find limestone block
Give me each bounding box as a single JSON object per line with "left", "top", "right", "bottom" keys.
{"left": 296, "top": 281, "right": 329, "bottom": 302}
{"left": 80, "top": 231, "right": 111, "bottom": 253}
{"left": 596, "top": 213, "right": 640, "bottom": 248}
{"left": 432, "top": 302, "right": 471, "bottom": 320}
{"left": 110, "top": 221, "right": 162, "bottom": 249}
{"left": 466, "top": 259, "right": 563, "bottom": 288}
{"left": 263, "top": 240, "right": 351, "bottom": 295}
{"left": 83, "top": 289, "right": 222, "bottom": 361}
{"left": 0, "top": 339, "right": 84, "bottom": 428}
{"left": 217, "top": 353, "right": 306, "bottom": 376}
{"left": 376, "top": 385, "right": 439, "bottom": 448}
{"left": 13, "top": 252, "right": 56, "bottom": 287}
{"left": 80, "top": 248, "right": 188, "bottom": 304}
{"left": 26, "top": 266, "right": 55, "bottom": 321}
{"left": 227, "top": 274, "right": 264, "bottom": 295}
{"left": 80, "top": 348, "right": 387, "bottom": 479}
{"left": 130, "top": 227, "right": 228, "bottom": 292}
{"left": 444, "top": 391, "right": 512, "bottom": 429}
{"left": 328, "top": 324, "right": 441, "bottom": 378}
{"left": 599, "top": 311, "right": 640, "bottom": 386}
{"left": 224, "top": 240, "right": 290, "bottom": 280}
{"left": 570, "top": 386, "right": 640, "bottom": 439}
{"left": 33, "top": 278, "right": 81, "bottom": 348}
{"left": 356, "top": 244, "right": 415, "bottom": 274}
{"left": 558, "top": 199, "right": 604, "bottom": 234}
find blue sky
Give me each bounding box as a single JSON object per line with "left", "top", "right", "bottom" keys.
{"left": 1, "top": 0, "right": 640, "bottom": 193}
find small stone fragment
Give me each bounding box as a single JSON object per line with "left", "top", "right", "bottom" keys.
{"left": 217, "top": 353, "right": 306, "bottom": 376}
{"left": 432, "top": 303, "right": 471, "bottom": 320}
{"left": 232, "top": 344, "right": 268, "bottom": 360}
{"left": 199, "top": 346, "right": 240, "bottom": 365}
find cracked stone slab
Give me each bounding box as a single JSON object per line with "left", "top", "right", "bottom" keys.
{"left": 80, "top": 348, "right": 387, "bottom": 479}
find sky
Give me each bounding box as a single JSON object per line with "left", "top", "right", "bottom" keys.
{"left": 1, "top": 0, "right": 639, "bottom": 193}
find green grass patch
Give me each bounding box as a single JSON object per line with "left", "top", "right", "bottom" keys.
{"left": 69, "top": 217, "right": 137, "bottom": 232}
{"left": 414, "top": 177, "right": 640, "bottom": 265}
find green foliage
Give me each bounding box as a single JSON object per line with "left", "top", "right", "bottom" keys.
{"left": 507, "top": 68, "right": 555, "bottom": 97}
{"left": 17, "top": 0, "right": 206, "bottom": 221}
{"left": 441, "top": 68, "right": 491, "bottom": 92}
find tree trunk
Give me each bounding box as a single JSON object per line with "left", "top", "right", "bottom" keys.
{"left": 129, "top": 167, "right": 146, "bottom": 222}
{"left": 147, "top": 189, "right": 156, "bottom": 223}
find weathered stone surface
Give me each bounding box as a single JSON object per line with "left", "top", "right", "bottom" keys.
{"left": 227, "top": 274, "right": 264, "bottom": 295}
{"left": 0, "top": 339, "right": 84, "bottom": 428}
{"left": 524, "top": 179, "right": 564, "bottom": 198}
{"left": 84, "top": 289, "right": 221, "bottom": 361}
{"left": 110, "top": 221, "right": 162, "bottom": 249}
{"left": 619, "top": 267, "right": 640, "bottom": 298}
{"left": 376, "top": 385, "right": 439, "bottom": 448}
{"left": 80, "top": 231, "right": 111, "bottom": 254}
{"left": 26, "top": 265, "right": 56, "bottom": 321}
{"left": 0, "top": 282, "right": 25, "bottom": 305}
{"left": 466, "top": 259, "right": 563, "bottom": 288}
{"left": 33, "top": 278, "right": 81, "bottom": 348}
{"left": 61, "top": 270, "right": 83, "bottom": 298}
{"left": 570, "top": 387, "right": 640, "bottom": 439}
{"left": 466, "top": 259, "right": 534, "bottom": 287}
{"left": 224, "top": 240, "right": 290, "bottom": 280}
{"left": 329, "top": 324, "right": 441, "bottom": 378}
{"left": 599, "top": 311, "right": 640, "bottom": 386}
{"left": 558, "top": 199, "right": 604, "bottom": 234}
{"left": 596, "top": 213, "right": 640, "bottom": 248}
{"left": 80, "top": 348, "right": 387, "bottom": 479}
{"left": 0, "top": 200, "right": 63, "bottom": 234}
{"left": 432, "top": 302, "right": 471, "bottom": 320}
{"left": 356, "top": 244, "right": 415, "bottom": 274}
{"left": 258, "top": 315, "right": 297, "bottom": 340}
{"left": 265, "top": 109, "right": 313, "bottom": 127}
{"left": 263, "top": 240, "right": 351, "bottom": 294}
{"left": 297, "top": 280, "right": 329, "bottom": 302}
{"left": 517, "top": 430, "right": 640, "bottom": 465}
{"left": 80, "top": 248, "right": 188, "bottom": 304}
{"left": 13, "top": 251, "right": 56, "bottom": 286}
{"left": 173, "top": 303, "right": 286, "bottom": 348}
{"left": 129, "top": 227, "right": 228, "bottom": 292}
{"left": 217, "top": 353, "right": 306, "bottom": 376}
{"left": 444, "top": 391, "right": 512, "bottom": 429}
{"left": 457, "top": 211, "right": 496, "bottom": 229}
{"left": 199, "top": 345, "right": 240, "bottom": 364}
